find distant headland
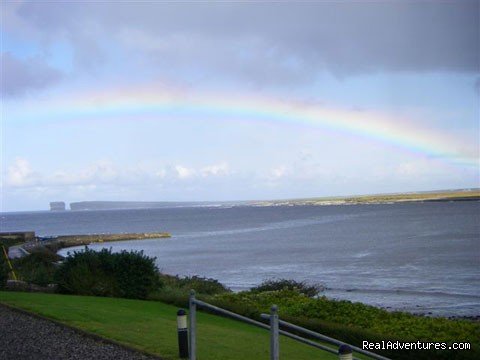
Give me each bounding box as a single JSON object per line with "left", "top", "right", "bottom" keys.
{"left": 50, "top": 188, "right": 479, "bottom": 211}
{"left": 68, "top": 200, "right": 222, "bottom": 211}
{"left": 50, "top": 188, "right": 480, "bottom": 211}
{"left": 249, "top": 188, "right": 480, "bottom": 207}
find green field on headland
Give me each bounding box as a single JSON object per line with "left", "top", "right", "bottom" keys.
{"left": 0, "top": 291, "right": 337, "bottom": 360}
{"left": 248, "top": 189, "right": 480, "bottom": 206}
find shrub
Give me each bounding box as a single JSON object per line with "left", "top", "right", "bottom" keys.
{"left": 55, "top": 247, "right": 159, "bottom": 299}
{"left": 149, "top": 273, "right": 231, "bottom": 307}
{"left": 114, "top": 250, "right": 161, "bottom": 299}
{"left": 250, "top": 278, "right": 323, "bottom": 297}
{"left": 13, "top": 248, "right": 61, "bottom": 286}
{"left": 158, "top": 273, "right": 231, "bottom": 295}
{"left": 148, "top": 287, "right": 190, "bottom": 308}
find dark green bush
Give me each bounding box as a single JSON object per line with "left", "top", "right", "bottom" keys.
{"left": 114, "top": 250, "right": 161, "bottom": 298}
{"left": 149, "top": 273, "right": 231, "bottom": 307}
{"left": 250, "top": 278, "right": 322, "bottom": 297}
{"left": 148, "top": 286, "right": 191, "bottom": 307}
{"left": 13, "top": 248, "right": 61, "bottom": 286}
{"left": 55, "top": 247, "right": 159, "bottom": 299}
{"left": 158, "top": 273, "right": 231, "bottom": 295}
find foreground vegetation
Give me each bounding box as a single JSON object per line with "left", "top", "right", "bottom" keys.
{"left": 151, "top": 287, "right": 479, "bottom": 360}
{"left": 0, "top": 291, "right": 336, "bottom": 360}
{"left": 2, "top": 246, "right": 478, "bottom": 360}
{"left": 55, "top": 248, "right": 158, "bottom": 299}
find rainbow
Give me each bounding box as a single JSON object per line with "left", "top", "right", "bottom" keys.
{"left": 8, "top": 86, "right": 478, "bottom": 167}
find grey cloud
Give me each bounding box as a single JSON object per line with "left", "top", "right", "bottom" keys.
{"left": 1, "top": 52, "right": 62, "bottom": 97}
{"left": 120, "top": 30, "right": 313, "bottom": 86}
{"left": 10, "top": 1, "right": 480, "bottom": 82}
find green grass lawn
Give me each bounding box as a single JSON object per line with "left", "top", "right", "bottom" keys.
{"left": 0, "top": 291, "right": 339, "bottom": 360}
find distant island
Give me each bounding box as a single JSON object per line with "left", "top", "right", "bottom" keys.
{"left": 49, "top": 202, "right": 66, "bottom": 211}
{"left": 69, "top": 200, "right": 223, "bottom": 210}
{"left": 62, "top": 188, "right": 479, "bottom": 211}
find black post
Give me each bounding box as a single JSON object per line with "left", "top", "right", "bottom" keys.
{"left": 338, "top": 344, "right": 353, "bottom": 360}
{"left": 177, "top": 309, "right": 189, "bottom": 358}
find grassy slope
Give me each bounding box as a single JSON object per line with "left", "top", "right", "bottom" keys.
{"left": 0, "top": 292, "right": 338, "bottom": 360}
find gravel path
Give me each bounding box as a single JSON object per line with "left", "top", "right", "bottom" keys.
{"left": 0, "top": 305, "right": 161, "bottom": 360}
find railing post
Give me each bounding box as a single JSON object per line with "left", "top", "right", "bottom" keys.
{"left": 188, "top": 290, "right": 196, "bottom": 360}
{"left": 338, "top": 344, "right": 353, "bottom": 360}
{"left": 177, "top": 309, "right": 189, "bottom": 358}
{"left": 270, "top": 305, "right": 279, "bottom": 360}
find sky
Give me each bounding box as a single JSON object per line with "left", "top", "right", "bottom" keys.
{"left": 1, "top": 1, "right": 479, "bottom": 212}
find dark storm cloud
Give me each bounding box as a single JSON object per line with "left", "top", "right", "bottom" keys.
{"left": 9, "top": 1, "right": 480, "bottom": 83}
{"left": 1, "top": 52, "right": 63, "bottom": 97}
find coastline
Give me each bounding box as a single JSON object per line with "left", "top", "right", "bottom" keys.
{"left": 37, "top": 189, "right": 480, "bottom": 212}
{"left": 246, "top": 190, "right": 480, "bottom": 207}
{"left": 10, "top": 232, "right": 171, "bottom": 259}
{"left": 3, "top": 200, "right": 478, "bottom": 320}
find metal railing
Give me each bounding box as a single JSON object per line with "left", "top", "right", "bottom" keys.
{"left": 187, "top": 290, "right": 390, "bottom": 360}
{"left": 259, "top": 313, "right": 391, "bottom": 360}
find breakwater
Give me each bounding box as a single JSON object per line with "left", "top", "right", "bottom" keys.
{"left": 15, "top": 232, "right": 171, "bottom": 258}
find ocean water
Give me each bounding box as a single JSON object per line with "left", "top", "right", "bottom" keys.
{"left": 2, "top": 202, "right": 479, "bottom": 317}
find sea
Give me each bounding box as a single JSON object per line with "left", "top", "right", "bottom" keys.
{"left": 2, "top": 201, "right": 479, "bottom": 317}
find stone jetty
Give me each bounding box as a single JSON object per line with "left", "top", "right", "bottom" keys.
{"left": 8, "top": 232, "right": 171, "bottom": 259}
